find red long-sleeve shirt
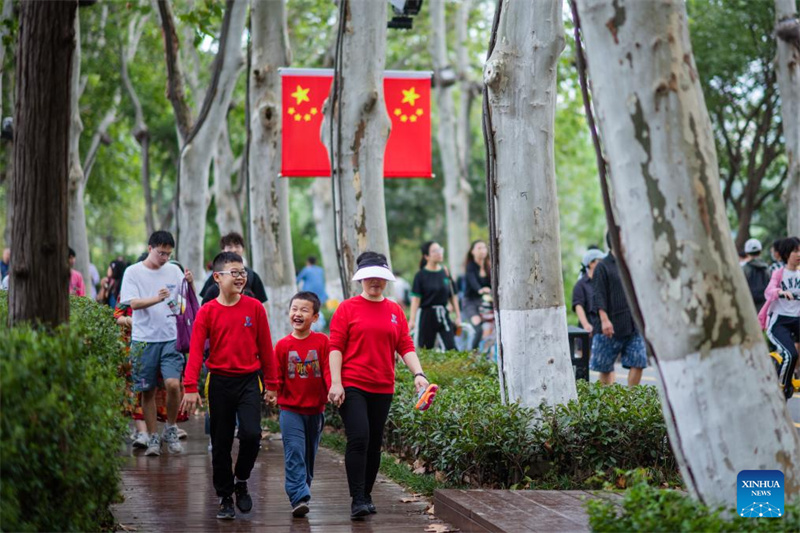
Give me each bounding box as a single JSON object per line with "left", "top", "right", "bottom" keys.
{"left": 275, "top": 332, "right": 330, "bottom": 415}
{"left": 184, "top": 295, "right": 277, "bottom": 394}
{"left": 329, "top": 296, "right": 415, "bottom": 394}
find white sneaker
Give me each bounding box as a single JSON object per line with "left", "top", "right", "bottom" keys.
{"left": 176, "top": 427, "right": 188, "bottom": 439}
{"left": 144, "top": 433, "right": 161, "bottom": 456}
{"left": 163, "top": 425, "right": 184, "bottom": 454}
{"left": 132, "top": 432, "right": 149, "bottom": 449}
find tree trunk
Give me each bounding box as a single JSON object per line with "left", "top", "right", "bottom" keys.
{"left": 121, "top": 12, "right": 154, "bottom": 237}
{"left": 455, "top": 0, "right": 475, "bottom": 215}
{"left": 249, "top": 0, "right": 295, "bottom": 337}
{"left": 214, "top": 119, "right": 243, "bottom": 237}
{"left": 0, "top": 0, "right": 13, "bottom": 115}
{"left": 166, "top": 0, "right": 247, "bottom": 280}
{"left": 323, "top": 0, "right": 392, "bottom": 297}
{"left": 66, "top": 14, "right": 91, "bottom": 287}
{"left": 576, "top": 0, "right": 800, "bottom": 506}
{"left": 775, "top": 0, "right": 800, "bottom": 236}
{"left": 430, "top": 0, "right": 471, "bottom": 275}
{"left": 310, "top": 177, "right": 344, "bottom": 302}
{"left": 10, "top": 0, "right": 77, "bottom": 327}
{"left": 483, "top": 0, "right": 577, "bottom": 408}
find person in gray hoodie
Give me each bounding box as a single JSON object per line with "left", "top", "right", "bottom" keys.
{"left": 742, "top": 238, "right": 770, "bottom": 310}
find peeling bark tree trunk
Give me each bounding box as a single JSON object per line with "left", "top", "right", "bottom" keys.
{"left": 455, "top": 0, "right": 476, "bottom": 212}
{"left": 577, "top": 0, "right": 800, "bottom": 506}
{"left": 775, "top": 0, "right": 800, "bottom": 237}
{"left": 66, "top": 14, "right": 90, "bottom": 286}
{"left": 121, "top": 13, "right": 154, "bottom": 237}
{"left": 214, "top": 119, "right": 243, "bottom": 237}
{"left": 430, "top": 0, "right": 470, "bottom": 274}
{"left": 310, "top": 177, "right": 344, "bottom": 302}
{"left": 323, "top": 0, "right": 392, "bottom": 296}
{"left": 483, "top": 0, "right": 577, "bottom": 408}
{"left": 10, "top": 0, "right": 77, "bottom": 327}
{"left": 159, "top": 0, "right": 247, "bottom": 279}
{"left": 249, "top": 0, "right": 295, "bottom": 338}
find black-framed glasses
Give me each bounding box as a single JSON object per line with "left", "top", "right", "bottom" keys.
{"left": 216, "top": 270, "right": 248, "bottom": 279}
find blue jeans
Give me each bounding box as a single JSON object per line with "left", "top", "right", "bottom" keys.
{"left": 279, "top": 410, "right": 324, "bottom": 506}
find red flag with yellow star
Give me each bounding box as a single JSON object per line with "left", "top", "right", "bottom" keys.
{"left": 281, "top": 71, "right": 333, "bottom": 177}
{"left": 280, "top": 69, "right": 431, "bottom": 178}
{"left": 383, "top": 73, "right": 431, "bottom": 178}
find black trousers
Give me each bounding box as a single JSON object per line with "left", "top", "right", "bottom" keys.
{"left": 767, "top": 315, "right": 800, "bottom": 400}
{"left": 338, "top": 387, "right": 393, "bottom": 499}
{"left": 207, "top": 372, "right": 263, "bottom": 497}
{"left": 417, "top": 306, "right": 456, "bottom": 350}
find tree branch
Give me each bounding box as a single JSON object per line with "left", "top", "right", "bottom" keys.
{"left": 156, "top": 0, "right": 194, "bottom": 141}
{"left": 82, "top": 91, "right": 120, "bottom": 183}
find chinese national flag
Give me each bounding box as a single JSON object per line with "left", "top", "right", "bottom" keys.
{"left": 281, "top": 71, "right": 333, "bottom": 177}
{"left": 383, "top": 74, "right": 431, "bottom": 178}
{"left": 280, "top": 69, "right": 432, "bottom": 178}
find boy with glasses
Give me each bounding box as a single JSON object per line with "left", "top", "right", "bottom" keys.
{"left": 181, "top": 252, "right": 278, "bottom": 520}
{"left": 119, "top": 231, "right": 194, "bottom": 456}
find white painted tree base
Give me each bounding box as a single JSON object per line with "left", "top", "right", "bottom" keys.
{"left": 499, "top": 306, "right": 578, "bottom": 409}
{"left": 656, "top": 344, "right": 800, "bottom": 504}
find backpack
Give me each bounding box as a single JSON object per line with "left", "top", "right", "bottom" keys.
{"left": 743, "top": 262, "right": 770, "bottom": 308}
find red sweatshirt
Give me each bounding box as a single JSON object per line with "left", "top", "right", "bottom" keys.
{"left": 275, "top": 332, "right": 331, "bottom": 415}
{"left": 185, "top": 295, "right": 277, "bottom": 394}
{"left": 329, "top": 296, "right": 415, "bottom": 394}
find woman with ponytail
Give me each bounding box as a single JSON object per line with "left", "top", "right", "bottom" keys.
{"left": 408, "top": 241, "right": 461, "bottom": 350}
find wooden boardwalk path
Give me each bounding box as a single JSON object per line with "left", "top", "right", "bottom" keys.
{"left": 112, "top": 415, "right": 452, "bottom": 532}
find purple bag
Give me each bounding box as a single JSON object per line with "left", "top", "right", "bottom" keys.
{"left": 175, "top": 279, "right": 200, "bottom": 354}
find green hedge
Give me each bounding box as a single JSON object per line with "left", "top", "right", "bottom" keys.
{"left": 381, "top": 351, "right": 678, "bottom": 489}
{"left": 0, "top": 294, "right": 126, "bottom": 532}
{"left": 587, "top": 480, "right": 800, "bottom": 532}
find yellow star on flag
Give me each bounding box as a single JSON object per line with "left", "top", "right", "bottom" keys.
{"left": 291, "top": 85, "right": 310, "bottom": 106}
{"left": 401, "top": 87, "right": 421, "bottom": 106}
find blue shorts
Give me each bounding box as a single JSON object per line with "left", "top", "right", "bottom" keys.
{"left": 130, "top": 340, "right": 185, "bottom": 392}
{"left": 589, "top": 332, "right": 647, "bottom": 373}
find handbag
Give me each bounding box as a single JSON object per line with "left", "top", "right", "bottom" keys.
{"left": 175, "top": 279, "right": 200, "bottom": 353}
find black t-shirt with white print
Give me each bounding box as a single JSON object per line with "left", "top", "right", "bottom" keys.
{"left": 411, "top": 268, "right": 453, "bottom": 308}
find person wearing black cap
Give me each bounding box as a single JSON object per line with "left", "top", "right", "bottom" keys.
{"left": 328, "top": 251, "right": 431, "bottom": 519}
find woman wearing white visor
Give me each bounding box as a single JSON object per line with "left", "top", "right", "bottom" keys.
{"left": 328, "top": 251, "right": 431, "bottom": 519}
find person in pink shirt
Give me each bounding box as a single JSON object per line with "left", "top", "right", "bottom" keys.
{"left": 69, "top": 247, "right": 86, "bottom": 297}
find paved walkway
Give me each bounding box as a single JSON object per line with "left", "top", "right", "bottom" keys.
{"left": 112, "top": 415, "right": 452, "bottom": 532}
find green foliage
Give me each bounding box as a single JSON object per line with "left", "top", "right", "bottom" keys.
{"left": 0, "top": 295, "right": 126, "bottom": 532}
{"left": 381, "top": 351, "right": 677, "bottom": 490}
{"left": 587, "top": 480, "right": 800, "bottom": 532}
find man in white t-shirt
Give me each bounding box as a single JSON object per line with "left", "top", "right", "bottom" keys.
{"left": 120, "top": 231, "right": 194, "bottom": 456}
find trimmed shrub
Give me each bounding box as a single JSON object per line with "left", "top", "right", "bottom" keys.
{"left": 380, "top": 350, "right": 678, "bottom": 489}
{"left": 587, "top": 481, "right": 800, "bottom": 532}
{"left": 0, "top": 294, "right": 126, "bottom": 532}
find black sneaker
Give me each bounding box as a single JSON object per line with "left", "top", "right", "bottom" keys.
{"left": 365, "top": 495, "right": 377, "bottom": 514}
{"left": 292, "top": 500, "right": 310, "bottom": 518}
{"left": 234, "top": 481, "right": 253, "bottom": 513}
{"left": 217, "top": 496, "right": 235, "bottom": 520}
{"left": 350, "top": 497, "right": 370, "bottom": 519}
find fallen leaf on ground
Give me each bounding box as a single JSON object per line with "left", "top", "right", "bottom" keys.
{"left": 435, "top": 471, "right": 447, "bottom": 483}
{"left": 118, "top": 525, "right": 137, "bottom": 532}
{"left": 426, "top": 504, "right": 435, "bottom": 515}
{"left": 401, "top": 496, "right": 422, "bottom": 503}
{"left": 425, "top": 524, "right": 454, "bottom": 532}
{"left": 413, "top": 466, "right": 427, "bottom": 475}
{"left": 413, "top": 459, "right": 427, "bottom": 470}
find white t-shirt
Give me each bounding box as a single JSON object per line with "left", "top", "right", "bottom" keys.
{"left": 120, "top": 261, "right": 184, "bottom": 342}
{"left": 772, "top": 268, "right": 800, "bottom": 318}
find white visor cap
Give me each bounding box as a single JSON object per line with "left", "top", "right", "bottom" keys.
{"left": 352, "top": 265, "right": 396, "bottom": 282}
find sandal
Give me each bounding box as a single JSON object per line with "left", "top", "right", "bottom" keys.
{"left": 415, "top": 384, "right": 439, "bottom": 411}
